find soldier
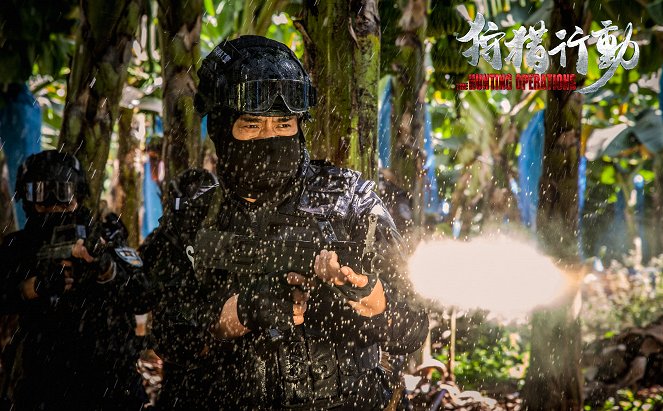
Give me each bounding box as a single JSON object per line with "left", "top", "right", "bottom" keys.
{"left": 139, "top": 168, "right": 222, "bottom": 410}
{"left": 0, "top": 150, "right": 152, "bottom": 410}
{"left": 177, "top": 35, "right": 429, "bottom": 409}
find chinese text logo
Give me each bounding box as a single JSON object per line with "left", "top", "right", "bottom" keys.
{"left": 456, "top": 13, "right": 639, "bottom": 93}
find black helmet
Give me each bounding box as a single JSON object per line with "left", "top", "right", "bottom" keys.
{"left": 167, "top": 168, "right": 218, "bottom": 227}
{"left": 16, "top": 150, "right": 89, "bottom": 209}
{"left": 195, "top": 35, "right": 316, "bottom": 117}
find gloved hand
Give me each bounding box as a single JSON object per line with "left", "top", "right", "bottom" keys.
{"left": 33, "top": 261, "right": 69, "bottom": 297}
{"left": 236, "top": 274, "right": 298, "bottom": 333}
{"left": 85, "top": 252, "right": 115, "bottom": 283}
{"left": 70, "top": 239, "right": 114, "bottom": 284}
{"left": 314, "top": 250, "right": 379, "bottom": 302}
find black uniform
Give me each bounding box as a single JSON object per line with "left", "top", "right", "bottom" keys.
{"left": 186, "top": 155, "right": 429, "bottom": 410}
{"left": 140, "top": 209, "right": 223, "bottom": 409}
{"left": 0, "top": 209, "right": 152, "bottom": 411}
{"left": 182, "top": 34, "right": 429, "bottom": 409}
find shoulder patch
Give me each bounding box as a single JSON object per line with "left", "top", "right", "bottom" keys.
{"left": 114, "top": 247, "right": 144, "bottom": 268}
{"left": 298, "top": 164, "right": 361, "bottom": 217}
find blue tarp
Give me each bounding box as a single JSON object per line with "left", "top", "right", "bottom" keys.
{"left": 378, "top": 79, "right": 442, "bottom": 214}
{"left": 0, "top": 84, "right": 42, "bottom": 229}
{"left": 141, "top": 158, "right": 163, "bottom": 239}
{"left": 201, "top": 115, "right": 208, "bottom": 140}
{"left": 517, "top": 110, "right": 545, "bottom": 229}
{"left": 154, "top": 116, "right": 163, "bottom": 136}
{"left": 578, "top": 156, "right": 587, "bottom": 258}
{"left": 378, "top": 79, "right": 392, "bottom": 168}
{"left": 424, "top": 107, "right": 442, "bottom": 214}
{"left": 140, "top": 114, "right": 209, "bottom": 239}
{"left": 142, "top": 117, "right": 164, "bottom": 239}
{"left": 517, "top": 111, "right": 587, "bottom": 256}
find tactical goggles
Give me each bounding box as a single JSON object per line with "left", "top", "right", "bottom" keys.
{"left": 229, "top": 79, "right": 316, "bottom": 114}
{"left": 24, "top": 181, "right": 76, "bottom": 203}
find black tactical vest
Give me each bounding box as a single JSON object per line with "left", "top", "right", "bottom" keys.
{"left": 212, "top": 160, "right": 390, "bottom": 410}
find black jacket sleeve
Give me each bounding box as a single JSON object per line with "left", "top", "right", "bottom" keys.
{"left": 106, "top": 248, "right": 155, "bottom": 315}
{"left": 346, "top": 190, "right": 429, "bottom": 355}
{"left": 141, "top": 226, "right": 229, "bottom": 367}
{"left": 0, "top": 232, "right": 32, "bottom": 314}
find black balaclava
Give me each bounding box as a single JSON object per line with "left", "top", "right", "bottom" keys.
{"left": 225, "top": 135, "right": 301, "bottom": 200}
{"left": 196, "top": 36, "right": 316, "bottom": 205}
{"left": 210, "top": 108, "right": 307, "bottom": 205}
{"left": 24, "top": 206, "right": 92, "bottom": 243}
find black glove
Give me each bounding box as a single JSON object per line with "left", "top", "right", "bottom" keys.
{"left": 33, "top": 261, "right": 68, "bottom": 297}
{"left": 83, "top": 252, "right": 114, "bottom": 283}
{"left": 333, "top": 272, "right": 378, "bottom": 302}
{"left": 236, "top": 274, "right": 294, "bottom": 333}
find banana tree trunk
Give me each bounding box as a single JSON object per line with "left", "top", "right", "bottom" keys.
{"left": 59, "top": 0, "right": 144, "bottom": 210}
{"left": 522, "top": 1, "right": 588, "bottom": 409}
{"left": 114, "top": 107, "right": 142, "bottom": 248}
{"left": 238, "top": 0, "right": 289, "bottom": 37}
{"left": 389, "top": 0, "right": 426, "bottom": 228}
{"left": 255, "top": 0, "right": 289, "bottom": 35}
{"left": 298, "top": 0, "right": 380, "bottom": 182}
{"left": 158, "top": 0, "right": 203, "bottom": 185}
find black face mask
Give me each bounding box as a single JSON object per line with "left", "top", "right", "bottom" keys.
{"left": 224, "top": 135, "right": 301, "bottom": 200}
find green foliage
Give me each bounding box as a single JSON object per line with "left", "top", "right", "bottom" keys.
{"left": 12, "top": 0, "right": 663, "bottom": 251}
{"left": 378, "top": 0, "right": 400, "bottom": 75}
{"left": 200, "top": 0, "right": 239, "bottom": 52}
{"left": 29, "top": 70, "right": 67, "bottom": 148}
{"left": 591, "top": 388, "right": 663, "bottom": 410}
{"left": 582, "top": 155, "right": 659, "bottom": 261}
{"left": 264, "top": 13, "right": 303, "bottom": 58}
{"left": 199, "top": 0, "right": 301, "bottom": 54}
{"left": 438, "top": 343, "right": 528, "bottom": 391}
{"left": 430, "top": 35, "right": 474, "bottom": 90}
{"left": 0, "top": 0, "right": 78, "bottom": 85}
{"left": 427, "top": 1, "right": 466, "bottom": 38}
{"left": 581, "top": 256, "right": 663, "bottom": 345}
{"left": 434, "top": 316, "right": 529, "bottom": 392}
{"left": 600, "top": 165, "right": 617, "bottom": 185}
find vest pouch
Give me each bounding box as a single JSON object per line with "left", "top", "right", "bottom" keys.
{"left": 278, "top": 339, "right": 312, "bottom": 406}
{"left": 307, "top": 337, "right": 340, "bottom": 401}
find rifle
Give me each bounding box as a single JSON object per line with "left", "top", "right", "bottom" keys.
{"left": 195, "top": 211, "right": 383, "bottom": 342}
{"left": 35, "top": 223, "right": 107, "bottom": 263}
{"left": 194, "top": 213, "right": 382, "bottom": 296}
